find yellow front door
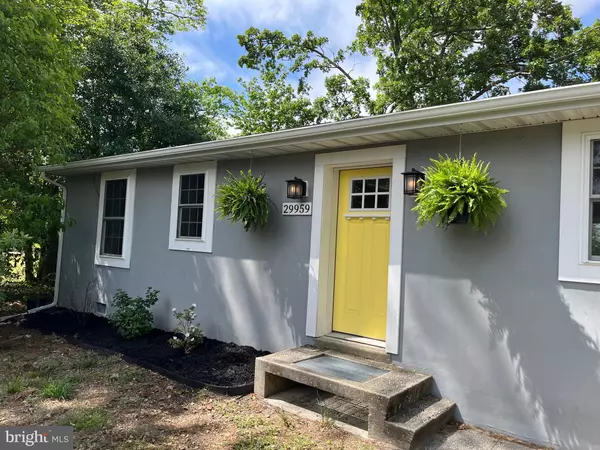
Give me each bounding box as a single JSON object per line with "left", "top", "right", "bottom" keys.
{"left": 332, "top": 167, "right": 392, "bottom": 341}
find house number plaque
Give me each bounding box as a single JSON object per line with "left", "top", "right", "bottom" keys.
{"left": 282, "top": 202, "right": 312, "bottom": 215}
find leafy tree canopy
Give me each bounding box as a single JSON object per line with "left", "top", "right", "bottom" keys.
{"left": 0, "top": 0, "right": 87, "bottom": 281}
{"left": 236, "top": 0, "right": 600, "bottom": 114}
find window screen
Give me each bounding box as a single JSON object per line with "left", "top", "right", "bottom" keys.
{"left": 101, "top": 179, "right": 127, "bottom": 256}
{"left": 178, "top": 173, "right": 205, "bottom": 238}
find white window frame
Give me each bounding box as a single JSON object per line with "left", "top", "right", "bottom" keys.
{"left": 169, "top": 161, "right": 217, "bottom": 253}
{"left": 559, "top": 118, "right": 600, "bottom": 284}
{"left": 95, "top": 169, "right": 136, "bottom": 269}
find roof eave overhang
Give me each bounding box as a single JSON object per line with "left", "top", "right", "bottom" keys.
{"left": 42, "top": 83, "right": 600, "bottom": 176}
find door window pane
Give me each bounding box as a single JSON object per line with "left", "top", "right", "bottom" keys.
{"left": 351, "top": 195, "right": 362, "bottom": 209}
{"left": 351, "top": 180, "right": 363, "bottom": 193}
{"left": 378, "top": 178, "right": 389, "bottom": 192}
{"left": 365, "top": 179, "right": 377, "bottom": 193}
{"left": 377, "top": 195, "right": 389, "bottom": 209}
{"left": 364, "top": 195, "right": 376, "bottom": 208}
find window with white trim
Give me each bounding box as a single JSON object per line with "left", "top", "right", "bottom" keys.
{"left": 169, "top": 162, "right": 216, "bottom": 253}
{"left": 559, "top": 119, "right": 600, "bottom": 283}
{"left": 95, "top": 169, "right": 136, "bottom": 269}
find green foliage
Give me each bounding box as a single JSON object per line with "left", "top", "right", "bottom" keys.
{"left": 216, "top": 171, "right": 270, "bottom": 232}
{"left": 40, "top": 379, "right": 74, "bottom": 400}
{"left": 412, "top": 155, "right": 509, "bottom": 233}
{"left": 235, "top": 28, "right": 372, "bottom": 131}
{"left": 70, "top": 3, "right": 213, "bottom": 160}
{"left": 109, "top": 288, "right": 159, "bottom": 339}
{"left": 0, "top": 231, "right": 30, "bottom": 282}
{"left": 0, "top": 0, "right": 86, "bottom": 282}
{"left": 355, "top": 0, "right": 599, "bottom": 111}
{"left": 5, "top": 375, "right": 25, "bottom": 394}
{"left": 59, "top": 408, "right": 109, "bottom": 431}
{"left": 168, "top": 304, "right": 204, "bottom": 354}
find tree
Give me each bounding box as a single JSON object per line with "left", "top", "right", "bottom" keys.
{"left": 0, "top": 0, "right": 87, "bottom": 282}
{"left": 71, "top": 1, "right": 215, "bottom": 159}
{"left": 236, "top": 1, "right": 600, "bottom": 115}
{"left": 238, "top": 28, "right": 374, "bottom": 121}
{"left": 354, "top": 0, "right": 600, "bottom": 111}
{"left": 230, "top": 66, "right": 318, "bottom": 136}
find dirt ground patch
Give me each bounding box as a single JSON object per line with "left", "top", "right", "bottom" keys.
{"left": 0, "top": 324, "right": 387, "bottom": 450}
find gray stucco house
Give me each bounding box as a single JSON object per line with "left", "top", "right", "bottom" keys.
{"left": 42, "top": 83, "right": 600, "bottom": 449}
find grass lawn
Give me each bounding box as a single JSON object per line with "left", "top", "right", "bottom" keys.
{"left": 0, "top": 323, "right": 385, "bottom": 450}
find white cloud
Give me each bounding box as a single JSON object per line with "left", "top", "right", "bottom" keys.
{"left": 562, "top": 0, "right": 600, "bottom": 16}
{"left": 204, "top": 0, "right": 361, "bottom": 48}
{"left": 169, "top": 32, "right": 236, "bottom": 81}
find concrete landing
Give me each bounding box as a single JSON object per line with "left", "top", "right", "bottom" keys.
{"left": 255, "top": 346, "right": 456, "bottom": 449}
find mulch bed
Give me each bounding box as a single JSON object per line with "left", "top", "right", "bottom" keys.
{"left": 16, "top": 307, "right": 269, "bottom": 392}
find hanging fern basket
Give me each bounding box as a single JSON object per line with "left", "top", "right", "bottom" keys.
{"left": 450, "top": 207, "right": 470, "bottom": 225}
{"left": 412, "top": 154, "right": 508, "bottom": 233}
{"left": 215, "top": 170, "right": 270, "bottom": 232}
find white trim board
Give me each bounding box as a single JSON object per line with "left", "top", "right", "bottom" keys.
{"left": 305, "top": 146, "right": 407, "bottom": 355}
{"left": 559, "top": 119, "right": 600, "bottom": 284}
{"left": 94, "top": 169, "right": 137, "bottom": 269}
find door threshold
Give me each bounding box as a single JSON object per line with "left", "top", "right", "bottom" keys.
{"left": 315, "top": 333, "right": 390, "bottom": 363}
{"left": 327, "top": 332, "right": 386, "bottom": 349}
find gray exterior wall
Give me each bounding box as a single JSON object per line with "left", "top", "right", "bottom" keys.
{"left": 58, "top": 124, "right": 600, "bottom": 448}
{"left": 59, "top": 152, "right": 316, "bottom": 352}
{"left": 401, "top": 124, "right": 600, "bottom": 449}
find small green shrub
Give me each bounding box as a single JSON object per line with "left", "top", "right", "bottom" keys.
{"left": 40, "top": 379, "right": 74, "bottom": 400}
{"left": 216, "top": 170, "right": 270, "bottom": 232}
{"left": 109, "top": 288, "right": 159, "bottom": 339}
{"left": 59, "top": 408, "right": 109, "bottom": 431}
{"left": 412, "top": 154, "right": 509, "bottom": 233}
{"left": 168, "top": 304, "right": 204, "bottom": 354}
{"left": 5, "top": 375, "right": 25, "bottom": 394}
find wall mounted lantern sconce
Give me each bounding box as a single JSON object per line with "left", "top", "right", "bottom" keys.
{"left": 286, "top": 177, "right": 308, "bottom": 199}
{"left": 401, "top": 169, "right": 425, "bottom": 196}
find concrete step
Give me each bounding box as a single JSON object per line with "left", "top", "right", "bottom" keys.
{"left": 382, "top": 396, "right": 456, "bottom": 450}
{"left": 255, "top": 346, "right": 432, "bottom": 416}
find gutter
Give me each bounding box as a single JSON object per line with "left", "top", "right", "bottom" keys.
{"left": 29, "top": 173, "right": 67, "bottom": 313}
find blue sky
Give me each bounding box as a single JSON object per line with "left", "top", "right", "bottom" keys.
{"left": 169, "top": 0, "right": 600, "bottom": 96}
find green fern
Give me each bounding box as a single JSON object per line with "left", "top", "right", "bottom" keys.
{"left": 412, "top": 154, "right": 508, "bottom": 233}
{"left": 215, "top": 170, "right": 270, "bottom": 232}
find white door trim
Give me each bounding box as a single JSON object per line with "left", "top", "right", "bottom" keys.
{"left": 305, "top": 145, "right": 407, "bottom": 355}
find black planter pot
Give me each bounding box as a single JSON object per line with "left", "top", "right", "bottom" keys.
{"left": 450, "top": 209, "right": 470, "bottom": 225}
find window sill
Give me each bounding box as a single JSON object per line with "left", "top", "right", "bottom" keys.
{"left": 559, "top": 276, "right": 600, "bottom": 285}
{"left": 169, "top": 238, "right": 212, "bottom": 253}
{"left": 95, "top": 254, "right": 131, "bottom": 269}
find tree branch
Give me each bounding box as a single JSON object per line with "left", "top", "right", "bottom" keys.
{"left": 469, "top": 71, "right": 530, "bottom": 100}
